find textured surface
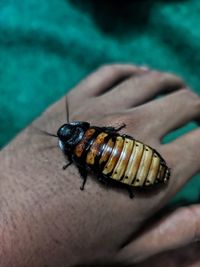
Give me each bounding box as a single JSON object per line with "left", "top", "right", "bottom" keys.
{"left": 0, "top": 0, "right": 199, "bottom": 205}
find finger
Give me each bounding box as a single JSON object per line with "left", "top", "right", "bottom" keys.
{"left": 101, "top": 71, "right": 185, "bottom": 110}
{"left": 135, "top": 244, "right": 200, "bottom": 267}
{"left": 169, "top": 128, "right": 200, "bottom": 183}
{"left": 119, "top": 205, "right": 200, "bottom": 264}
{"left": 73, "top": 64, "right": 149, "bottom": 98}
{"left": 139, "top": 88, "right": 200, "bottom": 138}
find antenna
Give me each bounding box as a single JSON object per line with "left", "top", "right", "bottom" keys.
{"left": 40, "top": 130, "right": 58, "bottom": 138}
{"left": 65, "top": 96, "right": 70, "bottom": 123}
{"left": 33, "top": 127, "right": 58, "bottom": 138}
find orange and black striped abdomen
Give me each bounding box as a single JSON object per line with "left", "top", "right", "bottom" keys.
{"left": 74, "top": 128, "right": 170, "bottom": 187}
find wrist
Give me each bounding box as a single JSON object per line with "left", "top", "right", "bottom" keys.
{"left": 0, "top": 138, "right": 81, "bottom": 267}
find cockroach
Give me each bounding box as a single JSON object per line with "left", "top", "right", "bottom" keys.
{"left": 44, "top": 98, "right": 170, "bottom": 198}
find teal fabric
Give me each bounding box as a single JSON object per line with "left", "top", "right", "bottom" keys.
{"left": 0, "top": 0, "right": 199, "bottom": 205}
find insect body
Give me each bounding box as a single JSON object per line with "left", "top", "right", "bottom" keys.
{"left": 57, "top": 121, "right": 170, "bottom": 197}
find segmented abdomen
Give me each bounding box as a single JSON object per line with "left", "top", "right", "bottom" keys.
{"left": 74, "top": 128, "right": 170, "bottom": 187}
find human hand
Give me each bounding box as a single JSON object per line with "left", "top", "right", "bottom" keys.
{"left": 0, "top": 64, "right": 199, "bottom": 267}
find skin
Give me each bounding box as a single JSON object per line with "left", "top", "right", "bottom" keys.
{"left": 0, "top": 64, "right": 200, "bottom": 267}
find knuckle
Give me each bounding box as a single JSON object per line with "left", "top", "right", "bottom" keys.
{"left": 99, "top": 64, "right": 115, "bottom": 71}
{"left": 98, "top": 64, "right": 123, "bottom": 75}
{"left": 154, "top": 71, "right": 186, "bottom": 86}
{"left": 183, "top": 88, "right": 200, "bottom": 108}
{"left": 148, "top": 71, "right": 186, "bottom": 88}
{"left": 164, "top": 72, "right": 184, "bottom": 82}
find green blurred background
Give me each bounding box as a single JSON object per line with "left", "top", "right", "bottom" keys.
{"left": 0, "top": 0, "right": 199, "bottom": 205}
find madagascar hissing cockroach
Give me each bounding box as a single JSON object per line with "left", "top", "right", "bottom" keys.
{"left": 44, "top": 99, "right": 170, "bottom": 198}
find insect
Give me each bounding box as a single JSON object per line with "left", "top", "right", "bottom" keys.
{"left": 44, "top": 99, "right": 170, "bottom": 198}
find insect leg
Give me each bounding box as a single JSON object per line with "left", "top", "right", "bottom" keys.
{"left": 97, "top": 174, "right": 110, "bottom": 186}
{"left": 128, "top": 187, "right": 134, "bottom": 199}
{"left": 115, "top": 123, "right": 126, "bottom": 131}
{"left": 102, "top": 123, "right": 126, "bottom": 133}
{"left": 63, "top": 161, "right": 73, "bottom": 170}
{"left": 78, "top": 167, "right": 88, "bottom": 190}
{"left": 122, "top": 134, "right": 134, "bottom": 140}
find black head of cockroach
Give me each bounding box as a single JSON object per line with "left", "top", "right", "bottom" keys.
{"left": 57, "top": 121, "right": 90, "bottom": 152}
